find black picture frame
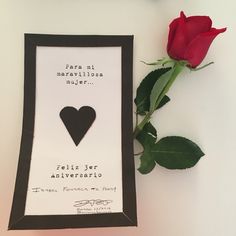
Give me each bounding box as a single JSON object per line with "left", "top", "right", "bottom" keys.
{"left": 8, "top": 34, "right": 137, "bottom": 230}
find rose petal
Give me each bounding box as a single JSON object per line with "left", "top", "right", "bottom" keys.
{"left": 185, "top": 15, "right": 212, "bottom": 43}
{"left": 184, "top": 27, "right": 227, "bottom": 67}
{"left": 167, "top": 11, "right": 186, "bottom": 53}
{"left": 167, "top": 11, "right": 189, "bottom": 60}
{"left": 167, "top": 18, "right": 179, "bottom": 53}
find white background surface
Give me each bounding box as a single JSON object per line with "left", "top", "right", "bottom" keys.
{"left": 0, "top": 0, "right": 235, "bottom": 235}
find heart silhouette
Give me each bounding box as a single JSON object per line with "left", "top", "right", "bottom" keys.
{"left": 60, "top": 106, "right": 96, "bottom": 146}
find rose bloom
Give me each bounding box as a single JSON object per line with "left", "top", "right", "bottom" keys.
{"left": 167, "top": 11, "right": 226, "bottom": 68}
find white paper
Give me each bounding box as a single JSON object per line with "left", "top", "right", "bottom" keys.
{"left": 25, "top": 46, "right": 123, "bottom": 215}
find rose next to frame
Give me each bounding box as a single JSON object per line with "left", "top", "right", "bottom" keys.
{"left": 133, "top": 11, "right": 226, "bottom": 174}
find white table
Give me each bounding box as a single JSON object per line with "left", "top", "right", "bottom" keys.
{"left": 0, "top": 0, "right": 235, "bottom": 235}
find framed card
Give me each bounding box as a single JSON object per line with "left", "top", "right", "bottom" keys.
{"left": 8, "top": 34, "right": 137, "bottom": 230}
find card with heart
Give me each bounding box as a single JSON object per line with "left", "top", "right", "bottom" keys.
{"left": 8, "top": 34, "right": 137, "bottom": 229}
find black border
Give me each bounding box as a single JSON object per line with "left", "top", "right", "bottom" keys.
{"left": 8, "top": 34, "right": 137, "bottom": 230}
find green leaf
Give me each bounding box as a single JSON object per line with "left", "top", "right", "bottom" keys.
{"left": 152, "top": 136, "right": 204, "bottom": 169}
{"left": 136, "top": 126, "right": 204, "bottom": 173}
{"left": 135, "top": 68, "right": 171, "bottom": 115}
{"left": 158, "top": 95, "right": 170, "bottom": 109}
{"left": 136, "top": 122, "right": 157, "bottom": 148}
{"left": 150, "top": 63, "right": 184, "bottom": 113}
{"left": 149, "top": 68, "right": 174, "bottom": 112}
{"left": 138, "top": 151, "right": 156, "bottom": 174}
{"left": 136, "top": 123, "right": 157, "bottom": 174}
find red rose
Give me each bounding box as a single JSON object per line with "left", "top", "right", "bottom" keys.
{"left": 167, "top": 11, "right": 226, "bottom": 68}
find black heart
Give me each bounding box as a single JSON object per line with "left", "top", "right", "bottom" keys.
{"left": 60, "top": 106, "right": 96, "bottom": 146}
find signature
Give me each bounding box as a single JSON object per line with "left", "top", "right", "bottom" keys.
{"left": 73, "top": 199, "right": 113, "bottom": 208}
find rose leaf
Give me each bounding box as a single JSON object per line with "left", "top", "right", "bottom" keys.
{"left": 152, "top": 136, "right": 205, "bottom": 169}
{"left": 135, "top": 68, "right": 171, "bottom": 115}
